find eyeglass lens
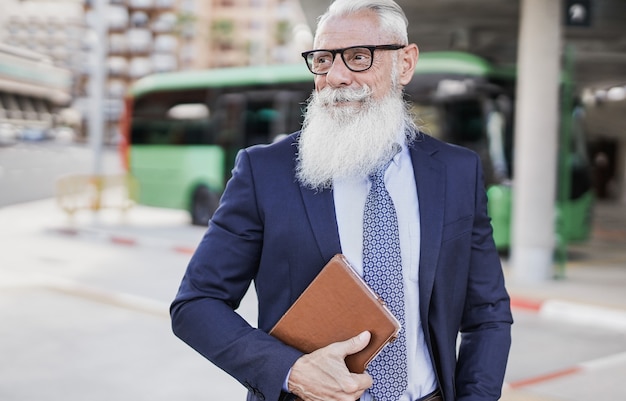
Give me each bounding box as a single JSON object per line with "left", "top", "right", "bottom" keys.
{"left": 307, "top": 47, "right": 374, "bottom": 74}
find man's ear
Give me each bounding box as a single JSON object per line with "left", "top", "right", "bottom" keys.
{"left": 398, "top": 44, "right": 419, "bottom": 86}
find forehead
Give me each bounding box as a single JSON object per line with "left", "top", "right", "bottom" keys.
{"left": 314, "top": 10, "right": 388, "bottom": 49}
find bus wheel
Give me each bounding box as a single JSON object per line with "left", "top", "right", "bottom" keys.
{"left": 191, "top": 186, "right": 219, "bottom": 226}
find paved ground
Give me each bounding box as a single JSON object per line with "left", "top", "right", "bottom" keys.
{"left": 501, "top": 200, "right": 626, "bottom": 400}
{"left": 1, "top": 197, "right": 625, "bottom": 400}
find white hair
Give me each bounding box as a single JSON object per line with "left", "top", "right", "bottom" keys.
{"left": 316, "top": 0, "right": 409, "bottom": 45}
{"left": 295, "top": 62, "right": 417, "bottom": 190}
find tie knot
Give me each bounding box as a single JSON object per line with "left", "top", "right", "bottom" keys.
{"left": 368, "top": 168, "right": 385, "bottom": 186}
{"left": 368, "top": 159, "right": 393, "bottom": 187}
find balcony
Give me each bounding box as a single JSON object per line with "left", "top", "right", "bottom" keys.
{"left": 128, "top": 57, "right": 152, "bottom": 78}
{"left": 107, "top": 56, "right": 129, "bottom": 77}
{"left": 108, "top": 34, "right": 128, "bottom": 55}
{"left": 153, "top": 34, "right": 177, "bottom": 53}
{"left": 107, "top": 79, "right": 127, "bottom": 98}
{"left": 126, "top": 28, "right": 153, "bottom": 54}
{"left": 128, "top": 0, "right": 155, "bottom": 10}
{"left": 130, "top": 11, "right": 149, "bottom": 28}
{"left": 151, "top": 12, "right": 177, "bottom": 33}
{"left": 154, "top": 0, "right": 176, "bottom": 9}
{"left": 151, "top": 54, "right": 177, "bottom": 73}
{"left": 105, "top": 6, "right": 129, "bottom": 31}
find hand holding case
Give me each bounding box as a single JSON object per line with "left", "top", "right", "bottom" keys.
{"left": 269, "top": 254, "right": 401, "bottom": 373}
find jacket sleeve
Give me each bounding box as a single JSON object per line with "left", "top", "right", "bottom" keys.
{"left": 170, "top": 149, "right": 303, "bottom": 401}
{"left": 454, "top": 153, "right": 513, "bottom": 401}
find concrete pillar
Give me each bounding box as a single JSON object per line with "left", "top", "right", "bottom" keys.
{"left": 510, "top": 0, "right": 562, "bottom": 282}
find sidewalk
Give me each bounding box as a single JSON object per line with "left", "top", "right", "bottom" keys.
{"left": 39, "top": 198, "right": 626, "bottom": 318}
{"left": 6, "top": 197, "right": 626, "bottom": 330}
{"left": 499, "top": 200, "right": 626, "bottom": 401}
{"left": 3, "top": 197, "right": 625, "bottom": 401}
{"left": 503, "top": 200, "right": 626, "bottom": 331}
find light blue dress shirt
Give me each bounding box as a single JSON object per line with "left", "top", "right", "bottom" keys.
{"left": 333, "top": 142, "right": 437, "bottom": 401}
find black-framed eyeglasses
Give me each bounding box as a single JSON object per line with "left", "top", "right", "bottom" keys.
{"left": 301, "top": 44, "right": 406, "bottom": 75}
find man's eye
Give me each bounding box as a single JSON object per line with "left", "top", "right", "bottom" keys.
{"left": 347, "top": 51, "right": 371, "bottom": 63}
{"left": 315, "top": 56, "right": 330, "bottom": 64}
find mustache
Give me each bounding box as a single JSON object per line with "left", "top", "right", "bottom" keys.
{"left": 314, "top": 85, "right": 373, "bottom": 105}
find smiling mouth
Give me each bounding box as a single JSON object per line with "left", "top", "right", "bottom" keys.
{"left": 333, "top": 96, "right": 367, "bottom": 105}
{"left": 325, "top": 99, "right": 363, "bottom": 109}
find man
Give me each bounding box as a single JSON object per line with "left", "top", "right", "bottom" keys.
{"left": 171, "top": 0, "right": 513, "bottom": 400}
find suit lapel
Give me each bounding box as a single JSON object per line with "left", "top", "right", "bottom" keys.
{"left": 410, "top": 138, "right": 445, "bottom": 320}
{"left": 294, "top": 134, "right": 447, "bottom": 303}
{"left": 299, "top": 186, "right": 342, "bottom": 263}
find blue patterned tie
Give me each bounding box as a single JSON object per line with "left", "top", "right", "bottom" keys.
{"left": 362, "top": 161, "right": 408, "bottom": 401}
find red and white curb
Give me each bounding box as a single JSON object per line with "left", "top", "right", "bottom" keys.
{"left": 505, "top": 350, "right": 626, "bottom": 389}
{"left": 511, "top": 296, "right": 626, "bottom": 333}
{"left": 51, "top": 225, "right": 626, "bottom": 333}
{"left": 506, "top": 296, "right": 626, "bottom": 390}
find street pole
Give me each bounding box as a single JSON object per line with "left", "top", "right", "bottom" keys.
{"left": 88, "top": 0, "right": 107, "bottom": 213}
{"left": 89, "top": 0, "right": 107, "bottom": 178}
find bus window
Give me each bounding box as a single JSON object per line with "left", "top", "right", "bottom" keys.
{"left": 274, "top": 90, "right": 307, "bottom": 139}
{"left": 443, "top": 99, "right": 485, "bottom": 143}
{"left": 218, "top": 90, "right": 308, "bottom": 148}
{"left": 244, "top": 102, "right": 277, "bottom": 146}
{"left": 131, "top": 110, "right": 214, "bottom": 146}
{"left": 241, "top": 90, "right": 305, "bottom": 146}
{"left": 167, "top": 103, "right": 209, "bottom": 120}
{"left": 441, "top": 99, "right": 499, "bottom": 185}
{"left": 131, "top": 89, "right": 214, "bottom": 146}
{"left": 215, "top": 93, "right": 246, "bottom": 149}
{"left": 569, "top": 106, "right": 592, "bottom": 200}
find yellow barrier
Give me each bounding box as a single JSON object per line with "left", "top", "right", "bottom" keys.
{"left": 56, "top": 174, "right": 139, "bottom": 217}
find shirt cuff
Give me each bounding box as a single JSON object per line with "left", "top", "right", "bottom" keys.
{"left": 282, "top": 367, "right": 292, "bottom": 392}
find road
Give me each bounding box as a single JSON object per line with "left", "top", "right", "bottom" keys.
{"left": 0, "top": 201, "right": 252, "bottom": 400}
{"left": 1, "top": 142, "right": 625, "bottom": 400}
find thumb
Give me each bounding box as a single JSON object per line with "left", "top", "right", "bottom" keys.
{"left": 341, "top": 331, "right": 371, "bottom": 357}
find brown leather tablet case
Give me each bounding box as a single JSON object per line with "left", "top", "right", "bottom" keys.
{"left": 269, "top": 254, "right": 401, "bottom": 373}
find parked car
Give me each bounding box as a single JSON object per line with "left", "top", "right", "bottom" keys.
{"left": 18, "top": 127, "right": 52, "bottom": 141}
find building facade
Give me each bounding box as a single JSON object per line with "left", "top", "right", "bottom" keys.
{"left": 85, "top": 0, "right": 313, "bottom": 142}
{"left": 0, "top": 0, "right": 83, "bottom": 142}
{"left": 0, "top": 0, "right": 312, "bottom": 143}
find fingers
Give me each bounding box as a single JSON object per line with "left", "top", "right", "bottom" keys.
{"left": 288, "top": 331, "right": 373, "bottom": 401}
{"left": 343, "top": 331, "right": 372, "bottom": 356}
{"left": 324, "top": 330, "right": 371, "bottom": 361}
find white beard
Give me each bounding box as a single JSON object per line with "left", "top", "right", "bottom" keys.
{"left": 296, "top": 85, "right": 416, "bottom": 190}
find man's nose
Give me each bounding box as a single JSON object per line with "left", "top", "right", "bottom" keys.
{"left": 324, "top": 53, "right": 353, "bottom": 87}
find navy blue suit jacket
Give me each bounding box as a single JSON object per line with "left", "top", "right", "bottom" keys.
{"left": 171, "top": 131, "right": 512, "bottom": 401}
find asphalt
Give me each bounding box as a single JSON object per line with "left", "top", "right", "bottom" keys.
{"left": 3, "top": 196, "right": 626, "bottom": 400}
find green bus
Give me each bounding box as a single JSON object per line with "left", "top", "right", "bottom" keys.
{"left": 120, "top": 51, "right": 593, "bottom": 249}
